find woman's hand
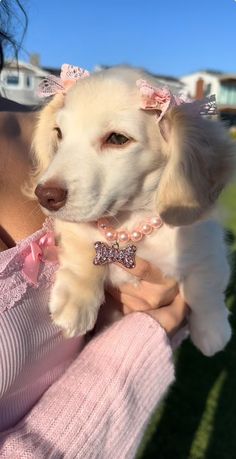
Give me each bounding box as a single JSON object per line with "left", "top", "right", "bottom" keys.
{"left": 109, "top": 256, "right": 178, "bottom": 313}
{"left": 106, "top": 256, "right": 188, "bottom": 337}
{"left": 143, "top": 293, "right": 188, "bottom": 338}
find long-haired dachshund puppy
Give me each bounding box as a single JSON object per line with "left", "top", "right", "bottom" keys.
{"left": 30, "top": 65, "right": 235, "bottom": 356}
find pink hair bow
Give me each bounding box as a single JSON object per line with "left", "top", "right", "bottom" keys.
{"left": 38, "top": 63, "right": 90, "bottom": 98}
{"left": 136, "top": 79, "right": 217, "bottom": 121}
{"left": 22, "top": 231, "right": 58, "bottom": 285}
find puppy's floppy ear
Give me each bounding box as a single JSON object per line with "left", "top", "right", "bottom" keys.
{"left": 156, "top": 105, "right": 235, "bottom": 226}
{"left": 25, "top": 94, "right": 64, "bottom": 198}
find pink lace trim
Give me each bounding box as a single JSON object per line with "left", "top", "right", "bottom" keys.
{"left": 136, "top": 79, "right": 218, "bottom": 121}
{"left": 0, "top": 219, "right": 58, "bottom": 313}
{"left": 37, "top": 63, "right": 90, "bottom": 98}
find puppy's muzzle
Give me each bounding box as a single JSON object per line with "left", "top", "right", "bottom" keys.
{"left": 35, "top": 182, "right": 68, "bottom": 211}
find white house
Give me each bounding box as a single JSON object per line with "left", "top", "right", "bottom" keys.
{"left": 181, "top": 70, "right": 236, "bottom": 126}
{"left": 0, "top": 60, "right": 49, "bottom": 105}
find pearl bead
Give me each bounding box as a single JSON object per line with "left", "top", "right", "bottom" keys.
{"left": 97, "top": 215, "right": 162, "bottom": 245}
{"left": 131, "top": 230, "right": 143, "bottom": 242}
{"left": 118, "top": 231, "right": 130, "bottom": 243}
{"left": 105, "top": 228, "right": 117, "bottom": 242}
{"left": 150, "top": 216, "right": 162, "bottom": 229}
{"left": 140, "top": 222, "right": 153, "bottom": 235}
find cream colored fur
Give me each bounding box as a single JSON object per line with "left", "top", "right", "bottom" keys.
{"left": 31, "top": 66, "right": 235, "bottom": 356}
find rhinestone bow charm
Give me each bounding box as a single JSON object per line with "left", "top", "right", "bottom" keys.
{"left": 93, "top": 241, "right": 137, "bottom": 269}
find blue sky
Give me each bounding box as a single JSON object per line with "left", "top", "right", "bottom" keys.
{"left": 19, "top": 0, "right": 236, "bottom": 77}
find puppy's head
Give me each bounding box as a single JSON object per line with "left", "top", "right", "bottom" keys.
{"left": 31, "top": 66, "right": 235, "bottom": 226}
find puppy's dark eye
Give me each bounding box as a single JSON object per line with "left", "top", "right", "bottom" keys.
{"left": 54, "top": 126, "right": 62, "bottom": 140}
{"left": 106, "top": 133, "right": 130, "bottom": 145}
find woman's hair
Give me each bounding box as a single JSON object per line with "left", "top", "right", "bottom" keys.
{"left": 0, "top": 0, "right": 28, "bottom": 71}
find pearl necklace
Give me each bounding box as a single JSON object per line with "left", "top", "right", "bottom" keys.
{"left": 97, "top": 215, "right": 163, "bottom": 244}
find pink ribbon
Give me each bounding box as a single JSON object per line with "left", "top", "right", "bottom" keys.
{"left": 38, "top": 63, "right": 90, "bottom": 98}
{"left": 136, "top": 79, "right": 217, "bottom": 121}
{"left": 22, "top": 231, "right": 58, "bottom": 285}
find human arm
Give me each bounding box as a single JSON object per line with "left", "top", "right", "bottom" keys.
{"left": 0, "top": 312, "right": 175, "bottom": 459}
{"left": 0, "top": 256, "right": 187, "bottom": 459}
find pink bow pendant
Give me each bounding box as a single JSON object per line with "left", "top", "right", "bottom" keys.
{"left": 93, "top": 241, "right": 137, "bottom": 269}
{"left": 22, "top": 231, "right": 58, "bottom": 285}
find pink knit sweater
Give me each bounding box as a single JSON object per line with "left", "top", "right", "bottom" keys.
{"left": 0, "top": 221, "right": 175, "bottom": 458}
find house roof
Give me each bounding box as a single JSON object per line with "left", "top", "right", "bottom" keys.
{"left": 42, "top": 66, "right": 61, "bottom": 77}
{"left": 201, "top": 69, "right": 224, "bottom": 75}
{"left": 151, "top": 73, "right": 183, "bottom": 84}
{"left": 219, "top": 74, "right": 236, "bottom": 82}
{"left": 181, "top": 69, "right": 236, "bottom": 80}
{"left": 181, "top": 69, "right": 224, "bottom": 79}
{"left": 5, "top": 60, "right": 48, "bottom": 77}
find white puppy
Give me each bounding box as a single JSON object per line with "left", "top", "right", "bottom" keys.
{"left": 31, "top": 65, "right": 235, "bottom": 356}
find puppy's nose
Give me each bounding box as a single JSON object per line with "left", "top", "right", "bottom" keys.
{"left": 35, "top": 182, "right": 68, "bottom": 211}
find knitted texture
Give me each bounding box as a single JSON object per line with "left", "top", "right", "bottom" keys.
{"left": 0, "top": 313, "right": 175, "bottom": 458}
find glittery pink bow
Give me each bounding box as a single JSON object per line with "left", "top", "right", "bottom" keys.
{"left": 22, "top": 231, "right": 58, "bottom": 285}
{"left": 93, "top": 241, "right": 137, "bottom": 269}
{"left": 38, "top": 63, "right": 90, "bottom": 98}
{"left": 136, "top": 79, "right": 217, "bottom": 121}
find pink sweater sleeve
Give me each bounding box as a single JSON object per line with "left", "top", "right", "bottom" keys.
{"left": 0, "top": 312, "right": 174, "bottom": 459}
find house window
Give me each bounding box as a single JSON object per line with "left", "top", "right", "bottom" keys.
{"left": 6, "top": 75, "right": 19, "bottom": 86}
{"left": 25, "top": 74, "right": 32, "bottom": 88}
{"left": 205, "top": 83, "right": 212, "bottom": 96}
{"left": 219, "top": 82, "right": 236, "bottom": 105}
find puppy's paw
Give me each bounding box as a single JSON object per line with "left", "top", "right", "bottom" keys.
{"left": 190, "top": 309, "right": 231, "bottom": 356}
{"left": 51, "top": 299, "right": 101, "bottom": 338}
{"left": 49, "top": 275, "right": 104, "bottom": 337}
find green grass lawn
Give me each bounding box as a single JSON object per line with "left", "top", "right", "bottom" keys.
{"left": 139, "top": 182, "right": 236, "bottom": 459}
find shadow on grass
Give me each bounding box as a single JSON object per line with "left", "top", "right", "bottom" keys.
{"left": 140, "top": 231, "right": 236, "bottom": 459}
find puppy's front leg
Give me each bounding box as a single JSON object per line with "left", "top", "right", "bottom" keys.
{"left": 181, "top": 259, "right": 231, "bottom": 356}
{"left": 50, "top": 221, "right": 107, "bottom": 337}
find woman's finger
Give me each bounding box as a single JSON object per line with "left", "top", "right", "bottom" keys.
{"left": 107, "top": 286, "right": 151, "bottom": 312}
{"left": 116, "top": 256, "right": 166, "bottom": 284}
{"left": 107, "top": 278, "right": 178, "bottom": 310}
